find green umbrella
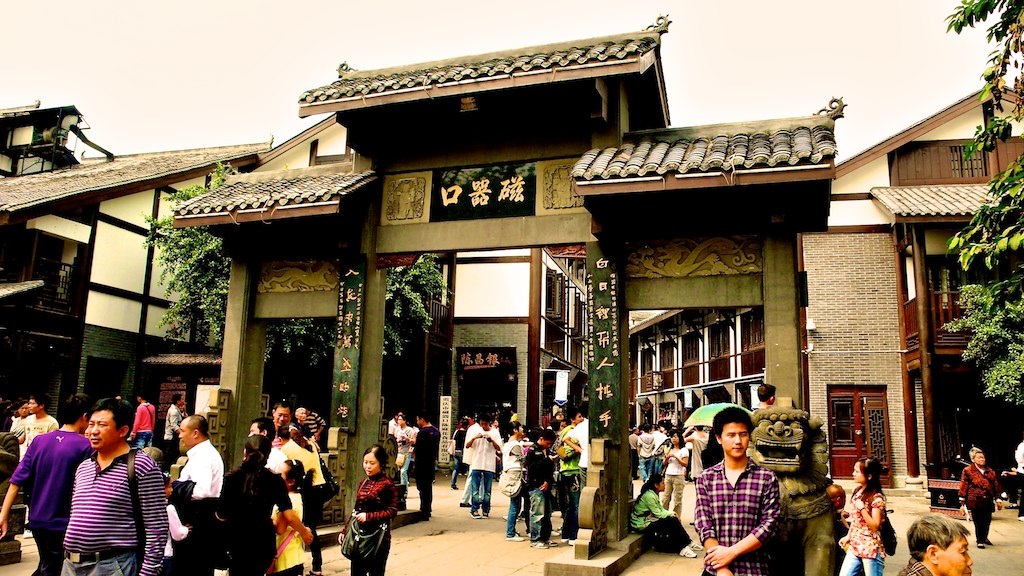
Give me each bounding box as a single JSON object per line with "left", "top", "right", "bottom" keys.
{"left": 683, "top": 402, "right": 751, "bottom": 428}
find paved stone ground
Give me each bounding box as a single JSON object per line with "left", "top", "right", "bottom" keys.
{"left": 1, "top": 474, "right": 1020, "bottom": 575}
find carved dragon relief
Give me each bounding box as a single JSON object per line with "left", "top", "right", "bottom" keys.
{"left": 258, "top": 261, "right": 339, "bottom": 293}
{"left": 624, "top": 236, "right": 762, "bottom": 278}
{"left": 384, "top": 176, "right": 426, "bottom": 221}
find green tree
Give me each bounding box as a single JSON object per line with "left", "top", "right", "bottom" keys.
{"left": 946, "top": 0, "right": 1024, "bottom": 403}
{"left": 148, "top": 164, "right": 445, "bottom": 360}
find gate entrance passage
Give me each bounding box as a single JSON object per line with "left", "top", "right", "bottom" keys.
{"left": 173, "top": 16, "right": 838, "bottom": 574}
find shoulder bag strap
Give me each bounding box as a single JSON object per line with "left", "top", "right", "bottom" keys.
{"left": 127, "top": 450, "right": 146, "bottom": 558}
{"left": 267, "top": 531, "right": 297, "bottom": 574}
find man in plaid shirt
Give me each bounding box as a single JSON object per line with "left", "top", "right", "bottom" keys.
{"left": 694, "top": 407, "right": 781, "bottom": 576}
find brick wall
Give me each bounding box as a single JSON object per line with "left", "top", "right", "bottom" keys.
{"left": 78, "top": 325, "right": 173, "bottom": 398}
{"left": 802, "top": 232, "right": 912, "bottom": 484}
{"left": 451, "top": 323, "right": 529, "bottom": 428}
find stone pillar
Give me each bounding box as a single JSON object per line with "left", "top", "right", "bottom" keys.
{"left": 911, "top": 226, "right": 938, "bottom": 468}
{"left": 762, "top": 231, "right": 804, "bottom": 408}
{"left": 218, "top": 259, "right": 266, "bottom": 467}
{"left": 577, "top": 241, "right": 630, "bottom": 559}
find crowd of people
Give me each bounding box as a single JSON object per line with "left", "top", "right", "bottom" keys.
{"left": 0, "top": 393, "right": 340, "bottom": 576}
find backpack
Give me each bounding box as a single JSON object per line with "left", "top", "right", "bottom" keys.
{"left": 638, "top": 435, "right": 656, "bottom": 459}
{"left": 880, "top": 509, "right": 897, "bottom": 556}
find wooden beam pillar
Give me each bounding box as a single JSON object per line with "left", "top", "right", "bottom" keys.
{"left": 528, "top": 248, "right": 542, "bottom": 427}
{"left": 762, "top": 231, "right": 804, "bottom": 408}
{"left": 218, "top": 259, "right": 266, "bottom": 468}
{"left": 911, "top": 225, "right": 938, "bottom": 469}
{"left": 894, "top": 225, "right": 921, "bottom": 480}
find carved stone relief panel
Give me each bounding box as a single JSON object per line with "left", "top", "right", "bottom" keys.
{"left": 258, "top": 261, "right": 339, "bottom": 293}
{"left": 536, "top": 159, "right": 586, "bottom": 215}
{"left": 381, "top": 171, "right": 432, "bottom": 225}
{"left": 625, "top": 235, "right": 762, "bottom": 278}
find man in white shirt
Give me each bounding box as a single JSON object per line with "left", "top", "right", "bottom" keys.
{"left": 651, "top": 423, "right": 668, "bottom": 476}
{"left": 562, "top": 404, "right": 590, "bottom": 484}
{"left": 175, "top": 415, "right": 224, "bottom": 576}
{"left": 465, "top": 412, "right": 502, "bottom": 519}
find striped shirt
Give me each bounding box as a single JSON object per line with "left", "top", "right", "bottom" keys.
{"left": 694, "top": 459, "right": 781, "bottom": 576}
{"left": 65, "top": 450, "right": 169, "bottom": 576}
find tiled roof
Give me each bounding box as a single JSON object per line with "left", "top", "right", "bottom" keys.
{"left": 141, "top": 353, "right": 221, "bottom": 365}
{"left": 0, "top": 280, "right": 43, "bottom": 301}
{"left": 299, "top": 22, "right": 667, "bottom": 105}
{"left": 871, "top": 184, "right": 991, "bottom": 218}
{"left": 175, "top": 169, "right": 377, "bottom": 217}
{"left": 0, "top": 143, "right": 266, "bottom": 216}
{"left": 572, "top": 116, "right": 838, "bottom": 181}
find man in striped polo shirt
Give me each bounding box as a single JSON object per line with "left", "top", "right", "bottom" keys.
{"left": 63, "top": 398, "right": 168, "bottom": 576}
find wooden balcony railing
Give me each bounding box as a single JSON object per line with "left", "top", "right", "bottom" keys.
{"left": 427, "top": 299, "right": 451, "bottom": 347}
{"left": 902, "top": 291, "right": 968, "bottom": 350}
{"left": 32, "top": 258, "right": 74, "bottom": 312}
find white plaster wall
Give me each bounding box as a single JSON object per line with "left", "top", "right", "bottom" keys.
{"left": 315, "top": 124, "right": 349, "bottom": 156}
{"left": 100, "top": 190, "right": 154, "bottom": 228}
{"left": 145, "top": 304, "right": 171, "bottom": 337}
{"left": 454, "top": 262, "right": 530, "bottom": 317}
{"left": 85, "top": 291, "right": 142, "bottom": 332}
{"left": 259, "top": 145, "right": 310, "bottom": 172}
{"left": 917, "top": 108, "right": 984, "bottom": 142}
{"left": 833, "top": 157, "right": 890, "bottom": 195}
{"left": 148, "top": 245, "right": 171, "bottom": 301}
{"left": 462, "top": 249, "right": 530, "bottom": 258}
{"left": 91, "top": 222, "right": 147, "bottom": 293}
{"left": 828, "top": 200, "right": 892, "bottom": 227}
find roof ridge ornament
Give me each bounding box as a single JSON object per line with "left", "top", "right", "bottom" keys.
{"left": 337, "top": 61, "right": 355, "bottom": 78}
{"left": 646, "top": 15, "right": 672, "bottom": 35}
{"left": 816, "top": 97, "right": 846, "bottom": 121}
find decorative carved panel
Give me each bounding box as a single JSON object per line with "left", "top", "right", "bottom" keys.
{"left": 625, "top": 236, "right": 762, "bottom": 278}
{"left": 385, "top": 175, "right": 426, "bottom": 221}
{"left": 376, "top": 254, "right": 419, "bottom": 268}
{"left": 536, "top": 159, "right": 586, "bottom": 215}
{"left": 258, "top": 261, "right": 339, "bottom": 293}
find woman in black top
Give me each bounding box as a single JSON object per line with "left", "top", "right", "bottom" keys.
{"left": 344, "top": 445, "right": 398, "bottom": 576}
{"left": 217, "top": 435, "right": 312, "bottom": 575}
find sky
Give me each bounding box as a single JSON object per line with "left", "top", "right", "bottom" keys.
{"left": 2, "top": 1, "right": 994, "bottom": 161}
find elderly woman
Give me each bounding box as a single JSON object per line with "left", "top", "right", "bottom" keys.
{"left": 958, "top": 446, "right": 999, "bottom": 548}
{"left": 897, "top": 514, "right": 972, "bottom": 576}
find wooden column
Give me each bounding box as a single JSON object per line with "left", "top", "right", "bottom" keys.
{"left": 762, "top": 231, "right": 804, "bottom": 408}
{"left": 894, "top": 226, "right": 921, "bottom": 479}
{"left": 218, "top": 259, "right": 266, "bottom": 468}
{"left": 528, "top": 248, "right": 542, "bottom": 427}
{"left": 911, "top": 225, "right": 938, "bottom": 469}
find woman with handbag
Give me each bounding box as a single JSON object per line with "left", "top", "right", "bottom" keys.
{"left": 341, "top": 445, "right": 398, "bottom": 576}
{"left": 958, "top": 447, "right": 999, "bottom": 549}
{"left": 838, "top": 457, "right": 887, "bottom": 576}
{"left": 629, "top": 473, "right": 697, "bottom": 557}
{"left": 661, "top": 430, "right": 689, "bottom": 518}
{"left": 395, "top": 416, "right": 414, "bottom": 487}
{"left": 217, "top": 435, "right": 312, "bottom": 576}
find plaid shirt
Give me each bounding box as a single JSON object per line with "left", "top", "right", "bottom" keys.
{"left": 694, "top": 459, "right": 781, "bottom": 576}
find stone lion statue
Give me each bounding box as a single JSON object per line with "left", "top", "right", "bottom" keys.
{"left": 750, "top": 399, "right": 834, "bottom": 576}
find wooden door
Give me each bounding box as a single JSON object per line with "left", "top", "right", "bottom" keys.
{"left": 828, "top": 387, "right": 892, "bottom": 484}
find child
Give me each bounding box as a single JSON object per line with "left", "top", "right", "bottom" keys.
{"left": 163, "top": 472, "right": 189, "bottom": 575}
{"left": 270, "top": 459, "right": 309, "bottom": 576}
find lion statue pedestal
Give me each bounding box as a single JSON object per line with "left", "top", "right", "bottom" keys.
{"left": 0, "top": 432, "right": 25, "bottom": 565}
{"left": 750, "top": 399, "right": 835, "bottom": 576}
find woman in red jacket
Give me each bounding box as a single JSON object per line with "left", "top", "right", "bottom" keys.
{"left": 344, "top": 445, "right": 399, "bottom": 576}
{"left": 958, "top": 446, "right": 999, "bottom": 549}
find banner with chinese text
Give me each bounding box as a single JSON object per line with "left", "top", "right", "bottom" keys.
{"left": 431, "top": 163, "right": 537, "bottom": 221}
{"left": 587, "top": 243, "right": 622, "bottom": 442}
{"left": 332, "top": 257, "right": 366, "bottom": 431}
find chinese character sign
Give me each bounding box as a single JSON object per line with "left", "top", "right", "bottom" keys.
{"left": 431, "top": 163, "right": 536, "bottom": 222}
{"left": 332, "top": 257, "right": 366, "bottom": 431}
{"left": 587, "top": 243, "right": 621, "bottom": 442}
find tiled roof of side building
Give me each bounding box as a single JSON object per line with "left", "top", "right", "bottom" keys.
{"left": 175, "top": 169, "right": 377, "bottom": 217}
{"left": 0, "top": 143, "right": 266, "bottom": 216}
{"left": 870, "top": 184, "right": 991, "bottom": 218}
{"left": 299, "top": 18, "right": 670, "bottom": 105}
{"left": 571, "top": 115, "right": 838, "bottom": 181}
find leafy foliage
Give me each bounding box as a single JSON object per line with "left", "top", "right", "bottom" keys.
{"left": 148, "top": 165, "right": 445, "bottom": 360}
{"left": 945, "top": 0, "right": 1024, "bottom": 403}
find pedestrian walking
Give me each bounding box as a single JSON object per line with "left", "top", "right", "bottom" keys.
{"left": 450, "top": 418, "right": 467, "bottom": 490}
{"left": 838, "top": 457, "right": 887, "bottom": 576}
{"left": 958, "top": 446, "right": 999, "bottom": 548}
{"left": 163, "top": 394, "right": 186, "bottom": 468}
{"left": 131, "top": 394, "right": 157, "bottom": 449}
{"left": 637, "top": 424, "right": 657, "bottom": 482}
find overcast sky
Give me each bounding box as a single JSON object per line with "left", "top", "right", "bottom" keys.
{"left": 3, "top": 1, "right": 992, "bottom": 161}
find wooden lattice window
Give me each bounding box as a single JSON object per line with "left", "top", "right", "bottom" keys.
{"left": 949, "top": 145, "right": 987, "bottom": 179}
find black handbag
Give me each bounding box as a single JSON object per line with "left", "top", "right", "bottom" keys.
{"left": 880, "top": 509, "right": 897, "bottom": 556}
{"left": 317, "top": 461, "right": 341, "bottom": 503}
{"left": 340, "top": 512, "right": 388, "bottom": 561}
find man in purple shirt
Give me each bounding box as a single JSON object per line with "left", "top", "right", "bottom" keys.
{"left": 63, "top": 398, "right": 168, "bottom": 576}
{"left": 695, "top": 406, "right": 781, "bottom": 576}
{"left": 0, "top": 393, "right": 92, "bottom": 576}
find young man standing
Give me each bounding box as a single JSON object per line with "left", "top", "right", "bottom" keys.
{"left": 526, "top": 428, "right": 558, "bottom": 549}
{"left": 163, "top": 393, "right": 186, "bottom": 466}
{"left": 756, "top": 384, "right": 777, "bottom": 410}
{"left": 695, "top": 407, "right": 781, "bottom": 576}
{"left": 131, "top": 394, "right": 157, "bottom": 449}
{"left": 174, "top": 415, "right": 224, "bottom": 576}
{"left": 20, "top": 393, "right": 58, "bottom": 452}
{"left": 412, "top": 414, "right": 441, "bottom": 519}
{"left": 465, "top": 412, "right": 502, "bottom": 519}
{"left": 0, "top": 393, "right": 92, "bottom": 576}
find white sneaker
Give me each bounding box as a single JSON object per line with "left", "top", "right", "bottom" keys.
{"left": 568, "top": 540, "right": 576, "bottom": 546}
{"left": 1018, "top": 517, "right": 1024, "bottom": 523}
{"left": 506, "top": 535, "right": 525, "bottom": 542}
{"left": 690, "top": 542, "right": 704, "bottom": 551}
{"left": 561, "top": 538, "right": 570, "bottom": 543}
{"left": 532, "top": 542, "right": 548, "bottom": 549}
{"left": 680, "top": 547, "right": 698, "bottom": 558}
